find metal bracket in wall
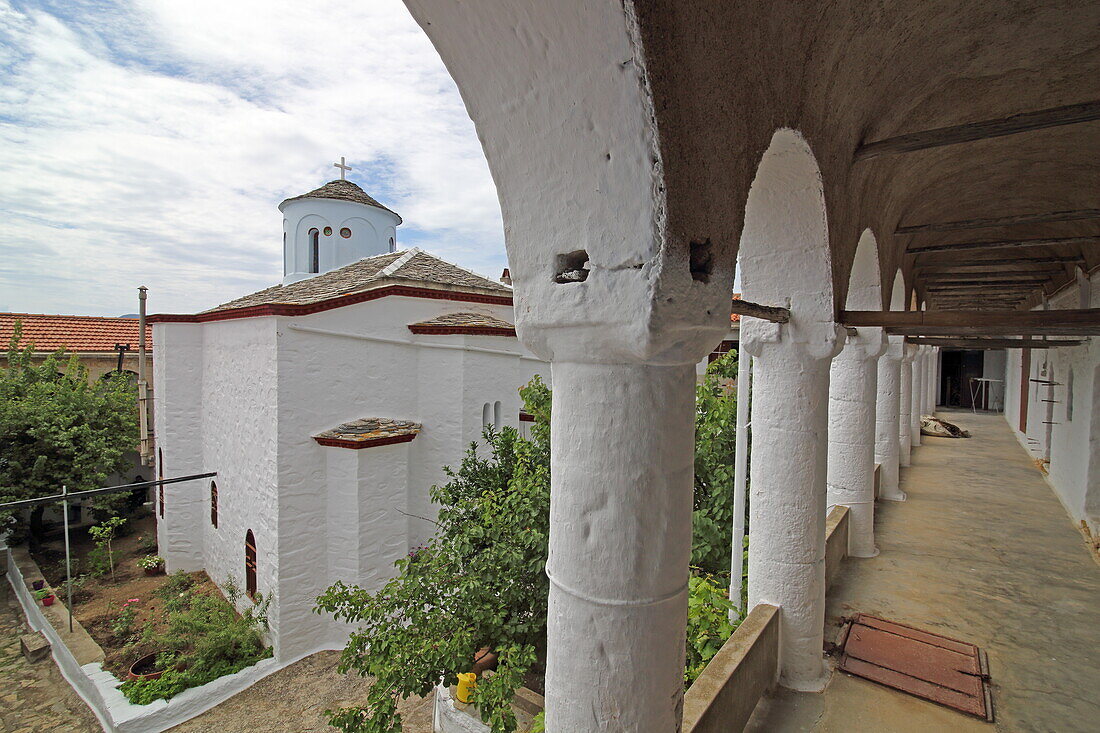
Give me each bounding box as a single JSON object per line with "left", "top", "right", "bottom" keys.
{"left": 835, "top": 613, "right": 994, "bottom": 722}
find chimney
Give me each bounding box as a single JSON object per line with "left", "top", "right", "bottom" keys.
{"left": 500, "top": 268, "right": 512, "bottom": 286}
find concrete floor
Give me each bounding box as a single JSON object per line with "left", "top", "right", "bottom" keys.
{"left": 747, "top": 409, "right": 1100, "bottom": 733}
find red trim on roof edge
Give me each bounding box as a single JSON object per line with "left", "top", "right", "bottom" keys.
{"left": 313, "top": 433, "right": 419, "bottom": 450}
{"left": 148, "top": 285, "right": 513, "bottom": 324}
{"left": 408, "top": 324, "right": 516, "bottom": 337}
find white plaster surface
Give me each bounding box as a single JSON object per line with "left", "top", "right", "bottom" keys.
{"left": 898, "top": 346, "right": 914, "bottom": 467}
{"left": 1003, "top": 270, "right": 1099, "bottom": 533}
{"left": 875, "top": 340, "right": 906, "bottom": 502}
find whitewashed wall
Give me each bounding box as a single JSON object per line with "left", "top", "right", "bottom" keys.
{"left": 152, "top": 323, "right": 206, "bottom": 571}
{"left": 274, "top": 295, "right": 546, "bottom": 658}
{"left": 281, "top": 198, "right": 400, "bottom": 284}
{"left": 1003, "top": 270, "right": 1099, "bottom": 533}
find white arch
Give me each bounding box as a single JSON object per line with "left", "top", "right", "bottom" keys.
{"left": 889, "top": 269, "right": 906, "bottom": 311}
{"left": 741, "top": 128, "right": 839, "bottom": 691}
{"left": 846, "top": 229, "right": 882, "bottom": 310}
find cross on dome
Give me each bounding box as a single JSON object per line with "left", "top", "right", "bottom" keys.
{"left": 333, "top": 156, "right": 353, "bottom": 180}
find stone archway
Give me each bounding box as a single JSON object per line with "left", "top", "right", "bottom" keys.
{"left": 828, "top": 229, "right": 886, "bottom": 558}
{"left": 739, "top": 128, "right": 840, "bottom": 691}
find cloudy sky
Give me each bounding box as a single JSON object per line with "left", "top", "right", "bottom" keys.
{"left": 0, "top": 0, "right": 506, "bottom": 316}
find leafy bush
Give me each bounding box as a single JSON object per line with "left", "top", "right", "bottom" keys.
{"left": 88, "top": 516, "right": 126, "bottom": 580}
{"left": 685, "top": 572, "right": 739, "bottom": 684}
{"left": 316, "top": 377, "right": 551, "bottom": 733}
{"left": 692, "top": 351, "right": 740, "bottom": 573}
{"left": 120, "top": 576, "right": 272, "bottom": 705}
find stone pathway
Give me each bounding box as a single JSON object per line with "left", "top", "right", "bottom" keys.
{"left": 171, "top": 650, "right": 433, "bottom": 733}
{"left": 0, "top": 584, "right": 100, "bottom": 733}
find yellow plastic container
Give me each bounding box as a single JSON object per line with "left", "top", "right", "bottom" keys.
{"left": 456, "top": 672, "right": 477, "bottom": 703}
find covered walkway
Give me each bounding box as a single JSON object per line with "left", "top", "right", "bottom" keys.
{"left": 748, "top": 409, "right": 1100, "bottom": 732}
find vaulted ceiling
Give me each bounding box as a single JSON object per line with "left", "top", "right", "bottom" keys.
{"left": 632, "top": 0, "right": 1100, "bottom": 311}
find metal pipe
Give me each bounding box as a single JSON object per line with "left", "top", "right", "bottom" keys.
{"left": 62, "top": 485, "right": 73, "bottom": 633}
{"left": 729, "top": 345, "right": 751, "bottom": 617}
{"left": 0, "top": 473, "right": 218, "bottom": 511}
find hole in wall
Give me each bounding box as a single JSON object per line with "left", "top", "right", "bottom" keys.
{"left": 690, "top": 239, "right": 713, "bottom": 283}
{"left": 554, "top": 250, "right": 590, "bottom": 283}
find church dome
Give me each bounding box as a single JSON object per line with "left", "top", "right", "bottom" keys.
{"left": 279, "top": 179, "right": 401, "bottom": 223}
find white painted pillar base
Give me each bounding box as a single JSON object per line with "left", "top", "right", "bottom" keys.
{"left": 899, "top": 346, "right": 914, "bottom": 467}
{"left": 910, "top": 350, "right": 923, "bottom": 447}
{"left": 545, "top": 361, "right": 694, "bottom": 731}
{"left": 875, "top": 341, "right": 906, "bottom": 502}
{"left": 827, "top": 331, "right": 886, "bottom": 558}
{"left": 746, "top": 340, "right": 833, "bottom": 691}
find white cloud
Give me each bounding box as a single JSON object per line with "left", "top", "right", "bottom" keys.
{"left": 0, "top": 0, "right": 505, "bottom": 316}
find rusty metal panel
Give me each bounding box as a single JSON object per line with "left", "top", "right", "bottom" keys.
{"left": 837, "top": 613, "right": 994, "bottom": 722}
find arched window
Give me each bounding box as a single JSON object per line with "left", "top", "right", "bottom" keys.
{"left": 210, "top": 481, "right": 219, "bottom": 528}
{"left": 245, "top": 530, "right": 257, "bottom": 601}
{"left": 308, "top": 228, "right": 320, "bottom": 273}
{"left": 388, "top": 237, "right": 396, "bottom": 252}
{"left": 493, "top": 401, "right": 502, "bottom": 428}
{"left": 482, "top": 402, "right": 492, "bottom": 427}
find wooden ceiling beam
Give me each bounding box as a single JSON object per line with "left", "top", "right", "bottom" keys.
{"left": 905, "top": 236, "right": 1100, "bottom": 254}
{"left": 911, "top": 255, "right": 1084, "bottom": 266}
{"left": 924, "top": 282, "right": 1045, "bottom": 289}
{"left": 841, "top": 308, "right": 1100, "bottom": 336}
{"left": 922, "top": 273, "right": 1050, "bottom": 281}
{"left": 915, "top": 264, "right": 1066, "bottom": 274}
{"left": 896, "top": 209, "right": 1100, "bottom": 235}
{"left": 905, "top": 337, "right": 1084, "bottom": 349}
{"left": 856, "top": 101, "right": 1100, "bottom": 161}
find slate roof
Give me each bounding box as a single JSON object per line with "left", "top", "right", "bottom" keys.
{"left": 408, "top": 312, "right": 516, "bottom": 336}
{"left": 280, "top": 179, "right": 401, "bottom": 222}
{"left": 313, "top": 417, "right": 422, "bottom": 449}
{"left": 0, "top": 313, "right": 152, "bottom": 353}
{"left": 204, "top": 249, "right": 511, "bottom": 314}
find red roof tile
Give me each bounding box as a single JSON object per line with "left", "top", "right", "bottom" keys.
{"left": 0, "top": 313, "right": 152, "bottom": 353}
{"left": 731, "top": 293, "right": 742, "bottom": 324}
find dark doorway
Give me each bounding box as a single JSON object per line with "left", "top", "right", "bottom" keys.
{"left": 940, "top": 350, "right": 985, "bottom": 409}
{"left": 245, "top": 529, "right": 257, "bottom": 600}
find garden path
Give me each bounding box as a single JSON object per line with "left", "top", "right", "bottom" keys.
{"left": 0, "top": 585, "right": 100, "bottom": 733}
{"left": 170, "top": 650, "right": 433, "bottom": 733}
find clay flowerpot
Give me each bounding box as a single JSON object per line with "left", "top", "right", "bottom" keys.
{"left": 127, "top": 652, "right": 165, "bottom": 682}
{"left": 42, "top": 595, "right": 55, "bottom": 606}
{"left": 143, "top": 565, "right": 164, "bottom": 576}
{"left": 31, "top": 580, "right": 45, "bottom": 591}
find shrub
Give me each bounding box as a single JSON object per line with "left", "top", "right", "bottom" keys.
{"left": 120, "top": 577, "right": 272, "bottom": 705}
{"left": 88, "top": 516, "right": 126, "bottom": 580}
{"left": 136, "top": 555, "right": 164, "bottom": 570}
{"left": 685, "top": 572, "right": 739, "bottom": 684}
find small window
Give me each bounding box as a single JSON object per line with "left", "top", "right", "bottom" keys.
{"left": 323, "top": 226, "right": 333, "bottom": 236}
{"left": 340, "top": 227, "right": 351, "bottom": 238}
{"left": 157, "top": 448, "right": 164, "bottom": 517}
{"left": 245, "top": 530, "right": 257, "bottom": 601}
{"left": 308, "top": 228, "right": 320, "bottom": 274}
{"left": 159, "top": 485, "right": 165, "bottom": 518}
{"left": 389, "top": 237, "right": 395, "bottom": 252}
{"left": 210, "top": 481, "right": 219, "bottom": 528}
{"left": 494, "top": 401, "right": 502, "bottom": 428}
{"left": 482, "top": 402, "right": 492, "bottom": 427}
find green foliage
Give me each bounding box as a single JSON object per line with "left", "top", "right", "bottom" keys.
{"left": 530, "top": 712, "right": 545, "bottom": 733}
{"left": 120, "top": 576, "right": 272, "bottom": 705}
{"left": 692, "top": 351, "right": 740, "bottom": 573}
{"left": 112, "top": 599, "right": 139, "bottom": 639}
{"left": 88, "top": 516, "right": 126, "bottom": 580}
{"left": 685, "top": 572, "right": 740, "bottom": 684}
{"left": 315, "top": 376, "right": 552, "bottom": 733}
{"left": 0, "top": 323, "right": 139, "bottom": 529}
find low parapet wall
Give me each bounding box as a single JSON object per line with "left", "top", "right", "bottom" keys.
{"left": 3, "top": 545, "right": 302, "bottom": 733}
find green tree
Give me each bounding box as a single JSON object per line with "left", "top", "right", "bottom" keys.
{"left": 0, "top": 322, "right": 139, "bottom": 537}
{"left": 691, "top": 351, "right": 740, "bottom": 573}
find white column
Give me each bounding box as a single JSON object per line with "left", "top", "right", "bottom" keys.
{"left": 932, "top": 348, "right": 941, "bottom": 410}
{"left": 875, "top": 340, "right": 907, "bottom": 501}
{"left": 746, "top": 330, "right": 840, "bottom": 691}
{"left": 910, "top": 349, "right": 924, "bottom": 447}
{"left": 898, "top": 345, "right": 914, "bottom": 467}
{"left": 545, "top": 361, "right": 695, "bottom": 731}
{"left": 927, "top": 348, "right": 938, "bottom": 413}
{"left": 729, "top": 348, "right": 752, "bottom": 616}
{"left": 827, "top": 330, "right": 886, "bottom": 557}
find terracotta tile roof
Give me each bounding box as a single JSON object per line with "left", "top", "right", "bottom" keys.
{"left": 408, "top": 312, "right": 516, "bottom": 336}
{"left": 204, "top": 248, "right": 511, "bottom": 315}
{"left": 731, "top": 293, "right": 742, "bottom": 324}
{"left": 280, "top": 179, "right": 402, "bottom": 222}
{"left": 0, "top": 313, "right": 152, "bottom": 353}
{"left": 313, "top": 417, "right": 422, "bottom": 450}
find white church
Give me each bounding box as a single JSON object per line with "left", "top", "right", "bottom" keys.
{"left": 149, "top": 173, "right": 546, "bottom": 660}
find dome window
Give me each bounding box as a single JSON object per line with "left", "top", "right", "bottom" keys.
{"left": 340, "top": 227, "right": 352, "bottom": 238}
